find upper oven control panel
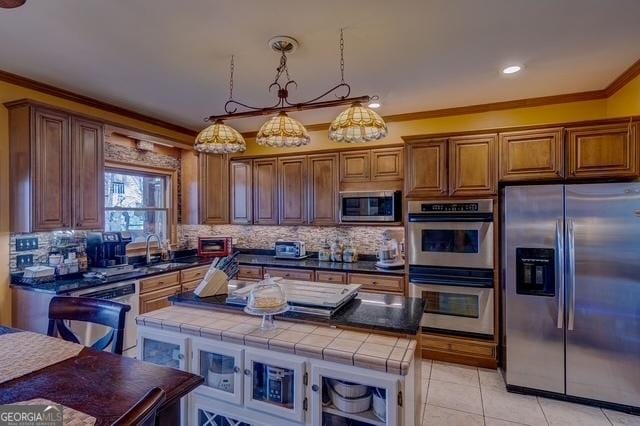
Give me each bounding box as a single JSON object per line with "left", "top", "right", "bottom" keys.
{"left": 408, "top": 199, "right": 493, "bottom": 214}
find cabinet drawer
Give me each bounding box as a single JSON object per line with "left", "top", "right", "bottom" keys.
{"left": 140, "top": 272, "right": 180, "bottom": 294}
{"left": 347, "top": 273, "right": 404, "bottom": 293}
{"left": 238, "top": 265, "right": 263, "bottom": 281}
{"left": 181, "top": 280, "right": 201, "bottom": 293}
{"left": 315, "top": 270, "right": 347, "bottom": 284}
{"left": 264, "top": 267, "right": 315, "bottom": 281}
{"left": 139, "top": 284, "right": 181, "bottom": 314}
{"left": 180, "top": 265, "right": 210, "bottom": 283}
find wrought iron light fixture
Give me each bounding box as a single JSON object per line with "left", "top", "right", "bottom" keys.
{"left": 198, "top": 30, "right": 386, "bottom": 151}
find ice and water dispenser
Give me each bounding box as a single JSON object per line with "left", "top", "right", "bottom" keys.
{"left": 515, "top": 248, "right": 555, "bottom": 296}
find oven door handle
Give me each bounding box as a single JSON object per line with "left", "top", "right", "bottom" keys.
{"left": 409, "top": 277, "right": 494, "bottom": 288}
{"left": 408, "top": 213, "right": 493, "bottom": 223}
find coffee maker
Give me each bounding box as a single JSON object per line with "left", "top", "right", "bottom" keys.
{"left": 86, "top": 232, "right": 133, "bottom": 275}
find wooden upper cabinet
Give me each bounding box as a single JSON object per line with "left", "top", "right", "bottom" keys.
{"left": 499, "top": 128, "right": 564, "bottom": 181}
{"left": 308, "top": 153, "right": 339, "bottom": 225}
{"left": 253, "top": 158, "right": 278, "bottom": 224}
{"left": 33, "top": 108, "right": 72, "bottom": 231}
{"left": 449, "top": 134, "right": 498, "bottom": 196}
{"left": 72, "top": 117, "right": 104, "bottom": 229}
{"left": 229, "top": 159, "right": 253, "bottom": 224}
{"left": 567, "top": 122, "right": 639, "bottom": 179}
{"left": 405, "top": 139, "right": 448, "bottom": 197}
{"left": 371, "top": 147, "right": 403, "bottom": 181}
{"left": 199, "top": 153, "right": 229, "bottom": 224}
{"left": 278, "top": 156, "right": 307, "bottom": 225}
{"left": 340, "top": 150, "right": 370, "bottom": 182}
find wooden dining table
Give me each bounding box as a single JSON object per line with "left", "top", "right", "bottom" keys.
{"left": 0, "top": 326, "right": 203, "bottom": 425}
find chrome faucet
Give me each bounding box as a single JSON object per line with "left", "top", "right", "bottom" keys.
{"left": 145, "top": 233, "right": 161, "bottom": 264}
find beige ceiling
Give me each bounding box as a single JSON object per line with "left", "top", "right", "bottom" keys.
{"left": 1, "top": 0, "right": 640, "bottom": 132}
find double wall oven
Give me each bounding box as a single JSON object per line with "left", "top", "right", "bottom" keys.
{"left": 408, "top": 200, "right": 495, "bottom": 337}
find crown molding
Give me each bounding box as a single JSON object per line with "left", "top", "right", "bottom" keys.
{"left": 0, "top": 69, "right": 198, "bottom": 136}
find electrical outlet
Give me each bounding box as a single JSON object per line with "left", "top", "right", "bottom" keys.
{"left": 16, "top": 254, "right": 34, "bottom": 269}
{"left": 15, "top": 237, "right": 38, "bottom": 252}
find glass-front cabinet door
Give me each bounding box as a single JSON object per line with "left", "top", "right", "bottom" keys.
{"left": 192, "top": 338, "right": 244, "bottom": 405}
{"left": 310, "top": 365, "right": 399, "bottom": 426}
{"left": 137, "top": 328, "right": 189, "bottom": 371}
{"left": 243, "top": 349, "right": 306, "bottom": 423}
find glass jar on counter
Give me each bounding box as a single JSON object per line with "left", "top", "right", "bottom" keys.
{"left": 330, "top": 239, "right": 343, "bottom": 262}
{"left": 343, "top": 242, "right": 358, "bottom": 263}
{"left": 318, "top": 240, "right": 331, "bottom": 262}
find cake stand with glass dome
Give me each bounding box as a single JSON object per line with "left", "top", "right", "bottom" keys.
{"left": 243, "top": 275, "right": 289, "bottom": 330}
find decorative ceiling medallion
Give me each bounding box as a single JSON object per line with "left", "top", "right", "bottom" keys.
{"left": 194, "top": 119, "right": 246, "bottom": 154}
{"left": 196, "top": 29, "right": 386, "bottom": 151}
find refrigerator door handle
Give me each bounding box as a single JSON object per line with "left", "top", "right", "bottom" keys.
{"left": 567, "top": 218, "right": 576, "bottom": 331}
{"left": 556, "top": 219, "right": 564, "bottom": 329}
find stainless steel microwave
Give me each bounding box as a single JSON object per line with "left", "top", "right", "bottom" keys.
{"left": 339, "top": 190, "right": 401, "bottom": 223}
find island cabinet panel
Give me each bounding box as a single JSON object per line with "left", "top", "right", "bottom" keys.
{"left": 72, "top": 117, "right": 104, "bottom": 229}
{"left": 230, "top": 159, "right": 253, "bottom": 224}
{"left": 137, "top": 327, "right": 190, "bottom": 371}
{"left": 253, "top": 158, "right": 279, "bottom": 225}
{"left": 33, "top": 108, "right": 72, "bottom": 231}
{"left": 449, "top": 134, "right": 497, "bottom": 196}
{"left": 278, "top": 156, "right": 308, "bottom": 225}
{"left": 191, "top": 338, "right": 244, "bottom": 405}
{"left": 499, "top": 128, "right": 564, "bottom": 181}
{"left": 371, "top": 147, "right": 404, "bottom": 181}
{"left": 340, "top": 150, "right": 370, "bottom": 182}
{"left": 567, "top": 122, "right": 639, "bottom": 179}
{"left": 308, "top": 153, "right": 340, "bottom": 225}
{"left": 264, "top": 267, "right": 315, "bottom": 281}
{"left": 405, "top": 139, "right": 448, "bottom": 197}
{"left": 199, "top": 153, "right": 229, "bottom": 224}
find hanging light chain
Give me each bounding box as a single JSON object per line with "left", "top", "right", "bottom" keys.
{"left": 339, "top": 28, "right": 345, "bottom": 83}
{"left": 228, "top": 55, "right": 235, "bottom": 101}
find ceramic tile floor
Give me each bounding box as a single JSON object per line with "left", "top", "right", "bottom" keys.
{"left": 420, "top": 360, "right": 640, "bottom": 426}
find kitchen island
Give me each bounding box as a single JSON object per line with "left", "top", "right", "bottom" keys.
{"left": 136, "top": 288, "right": 424, "bottom": 426}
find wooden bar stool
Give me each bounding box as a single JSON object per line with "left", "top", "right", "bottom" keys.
{"left": 47, "top": 296, "right": 131, "bottom": 355}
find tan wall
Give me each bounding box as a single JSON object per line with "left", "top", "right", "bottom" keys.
{"left": 0, "top": 80, "right": 193, "bottom": 326}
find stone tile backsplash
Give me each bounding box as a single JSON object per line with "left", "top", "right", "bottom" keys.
{"left": 178, "top": 224, "right": 405, "bottom": 255}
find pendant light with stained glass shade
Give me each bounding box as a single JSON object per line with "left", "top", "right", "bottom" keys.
{"left": 199, "top": 30, "right": 386, "bottom": 150}
{"left": 193, "top": 119, "right": 246, "bottom": 153}
{"left": 256, "top": 111, "right": 310, "bottom": 147}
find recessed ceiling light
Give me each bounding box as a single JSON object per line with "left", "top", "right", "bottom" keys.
{"left": 502, "top": 65, "right": 522, "bottom": 75}
{"left": 368, "top": 101, "right": 381, "bottom": 109}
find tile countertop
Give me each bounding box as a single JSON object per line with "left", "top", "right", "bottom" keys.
{"left": 170, "top": 289, "right": 425, "bottom": 336}
{"left": 136, "top": 305, "right": 418, "bottom": 375}
{"left": 10, "top": 251, "right": 404, "bottom": 294}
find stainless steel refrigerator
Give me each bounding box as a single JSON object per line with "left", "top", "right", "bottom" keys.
{"left": 502, "top": 183, "right": 640, "bottom": 410}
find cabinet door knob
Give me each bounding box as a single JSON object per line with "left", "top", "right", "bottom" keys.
{"left": 311, "top": 384, "right": 319, "bottom": 392}
{"left": 177, "top": 353, "right": 184, "bottom": 360}
{"left": 244, "top": 369, "right": 251, "bottom": 376}
{"left": 233, "top": 366, "right": 240, "bottom": 373}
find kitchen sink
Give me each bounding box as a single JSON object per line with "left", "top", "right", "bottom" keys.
{"left": 145, "top": 262, "right": 196, "bottom": 272}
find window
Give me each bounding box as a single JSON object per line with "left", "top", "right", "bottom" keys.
{"left": 104, "top": 169, "right": 170, "bottom": 243}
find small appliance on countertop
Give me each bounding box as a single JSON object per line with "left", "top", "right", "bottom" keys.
{"left": 198, "top": 236, "right": 233, "bottom": 257}
{"left": 375, "top": 229, "right": 405, "bottom": 270}
{"left": 274, "top": 240, "right": 308, "bottom": 259}
{"left": 86, "top": 231, "right": 135, "bottom": 276}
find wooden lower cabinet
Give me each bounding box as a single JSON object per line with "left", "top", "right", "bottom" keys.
{"left": 139, "top": 284, "right": 181, "bottom": 314}
{"left": 238, "top": 265, "right": 264, "bottom": 281}
{"left": 263, "top": 267, "right": 315, "bottom": 281}
{"left": 347, "top": 273, "right": 404, "bottom": 294}
{"left": 499, "top": 128, "right": 564, "bottom": 181}
{"left": 315, "top": 270, "right": 347, "bottom": 284}
{"left": 421, "top": 333, "right": 497, "bottom": 368}
{"left": 567, "top": 122, "right": 639, "bottom": 179}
